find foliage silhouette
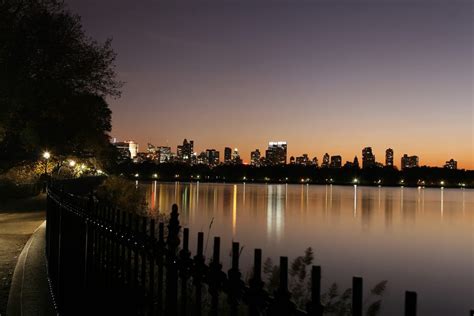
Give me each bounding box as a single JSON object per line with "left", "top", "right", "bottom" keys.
{"left": 0, "top": 0, "right": 122, "bottom": 172}
{"left": 263, "top": 248, "right": 388, "bottom": 315}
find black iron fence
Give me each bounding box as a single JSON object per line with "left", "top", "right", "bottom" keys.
{"left": 46, "top": 184, "right": 420, "bottom": 316}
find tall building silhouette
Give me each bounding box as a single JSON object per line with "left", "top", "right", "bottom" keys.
{"left": 362, "top": 147, "right": 376, "bottom": 168}
{"left": 321, "top": 153, "right": 330, "bottom": 168}
{"left": 178, "top": 139, "right": 193, "bottom": 163}
{"left": 401, "top": 154, "right": 419, "bottom": 170}
{"left": 265, "top": 141, "right": 287, "bottom": 165}
{"left": 224, "top": 147, "right": 232, "bottom": 163}
{"left": 385, "top": 148, "right": 394, "bottom": 167}
{"left": 206, "top": 149, "right": 220, "bottom": 165}
{"left": 250, "top": 149, "right": 261, "bottom": 166}
{"left": 330, "top": 155, "right": 342, "bottom": 168}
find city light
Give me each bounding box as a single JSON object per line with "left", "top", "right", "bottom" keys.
{"left": 42, "top": 151, "right": 51, "bottom": 159}
{"left": 353, "top": 178, "right": 359, "bottom": 184}
{"left": 69, "top": 160, "right": 76, "bottom": 167}
{"left": 153, "top": 173, "right": 158, "bottom": 178}
{"left": 97, "top": 169, "right": 103, "bottom": 175}
{"left": 135, "top": 173, "right": 139, "bottom": 178}
{"left": 440, "top": 181, "right": 445, "bottom": 186}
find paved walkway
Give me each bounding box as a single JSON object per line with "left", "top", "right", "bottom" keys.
{"left": 6, "top": 221, "right": 56, "bottom": 316}
{"left": 0, "top": 196, "right": 47, "bottom": 315}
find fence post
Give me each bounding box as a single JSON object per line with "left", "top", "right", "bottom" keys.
{"left": 269, "top": 256, "right": 295, "bottom": 316}
{"left": 156, "top": 221, "right": 165, "bottom": 315}
{"left": 165, "top": 204, "right": 181, "bottom": 315}
{"left": 352, "top": 277, "right": 363, "bottom": 316}
{"left": 227, "top": 242, "right": 244, "bottom": 316}
{"left": 148, "top": 219, "right": 156, "bottom": 314}
{"left": 247, "top": 249, "right": 266, "bottom": 316}
{"left": 193, "top": 232, "right": 205, "bottom": 316}
{"left": 307, "top": 266, "right": 323, "bottom": 316}
{"left": 405, "top": 291, "right": 417, "bottom": 316}
{"left": 179, "top": 228, "right": 191, "bottom": 315}
{"left": 208, "top": 236, "right": 225, "bottom": 316}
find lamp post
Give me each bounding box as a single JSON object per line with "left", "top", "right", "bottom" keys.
{"left": 43, "top": 151, "right": 51, "bottom": 175}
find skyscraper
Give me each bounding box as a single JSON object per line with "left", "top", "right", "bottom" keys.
{"left": 353, "top": 156, "right": 360, "bottom": 168}
{"left": 385, "top": 148, "right": 394, "bottom": 167}
{"left": 321, "top": 153, "right": 330, "bottom": 168}
{"left": 330, "top": 155, "right": 342, "bottom": 168}
{"left": 157, "top": 146, "right": 171, "bottom": 163}
{"left": 224, "top": 147, "right": 232, "bottom": 164}
{"left": 250, "top": 149, "right": 261, "bottom": 166}
{"left": 401, "top": 154, "right": 419, "bottom": 170}
{"left": 265, "top": 141, "right": 287, "bottom": 165}
{"left": 232, "top": 148, "right": 242, "bottom": 164}
{"left": 362, "top": 147, "right": 376, "bottom": 168}
{"left": 206, "top": 149, "right": 220, "bottom": 165}
{"left": 177, "top": 139, "right": 194, "bottom": 163}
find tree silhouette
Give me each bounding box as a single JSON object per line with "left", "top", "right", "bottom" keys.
{"left": 0, "top": 0, "right": 122, "bottom": 171}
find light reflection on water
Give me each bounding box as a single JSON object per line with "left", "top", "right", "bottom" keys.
{"left": 143, "top": 181, "right": 473, "bottom": 315}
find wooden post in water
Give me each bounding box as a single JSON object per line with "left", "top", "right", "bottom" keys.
{"left": 156, "top": 221, "right": 165, "bottom": 315}
{"left": 179, "top": 228, "right": 191, "bottom": 315}
{"left": 193, "top": 232, "right": 205, "bottom": 316}
{"left": 227, "top": 242, "right": 243, "bottom": 316}
{"left": 209, "top": 236, "right": 224, "bottom": 316}
{"left": 352, "top": 277, "right": 363, "bottom": 316}
{"left": 269, "top": 256, "right": 295, "bottom": 316}
{"left": 248, "top": 249, "right": 265, "bottom": 316}
{"left": 165, "top": 204, "right": 181, "bottom": 315}
{"left": 307, "top": 266, "right": 323, "bottom": 316}
{"left": 405, "top": 291, "right": 417, "bottom": 316}
{"left": 148, "top": 219, "right": 156, "bottom": 314}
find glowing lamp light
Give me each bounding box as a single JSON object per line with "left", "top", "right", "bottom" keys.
{"left": 135, "top": 173, "right": 139, "bottom": 178}
{"left": 97, "top": 170, "right": 103, "bottom": 175}
{"left": 43, "top": 151, "right": 51, "bottom": 159}
{"left": 69, "top": 160, "right": 76, "bottom": 167}
{"left": 353, "top": 178, "right": 359, "bottom": 184}
{"left": 440, "top": 181, "right": 445, "bottom": 186}
{"left": 153, "top": 173, "right": 158, "bottom": 178}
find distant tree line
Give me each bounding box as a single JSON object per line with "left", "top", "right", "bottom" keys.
{"left": 117, "top": 162, "right": 473, "bottom": 188}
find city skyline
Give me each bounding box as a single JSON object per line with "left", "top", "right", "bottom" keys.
{"left": 115, "top": 137, "right": 464, "bottom": 170}
{"left": 67, "top": 0, "right": 473, "bottom": 169}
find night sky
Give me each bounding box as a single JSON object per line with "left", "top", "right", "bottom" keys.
{"left": 66, "top": 0, "right": 472, "bottom": 168}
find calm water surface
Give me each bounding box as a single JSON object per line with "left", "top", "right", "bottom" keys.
{"left": 142, "top": 182, "right": 473, "bottom": 315}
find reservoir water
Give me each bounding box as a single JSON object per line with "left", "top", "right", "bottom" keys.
{"left": 142, "top": 182, "right": 473, "bottom": 315}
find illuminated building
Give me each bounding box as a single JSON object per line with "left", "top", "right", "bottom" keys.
{"left": 385, "top": 148, "right": 394, "bottom": 167}
{"left": 157, "top": 146, "right": 171, "bottom": 163}
{"left": 321, "top": 153, "right": 330, "bottom": 168}
{"left": 330, "top": 155, "right": 342, "bottom": 168}
{"left": 177, "top": 139, "right": 194, "bottom": 163}
{"left": 295, "top": 154, "right": 309, "bottom": 165}
{"left": 362, "top": 147, "right": 376, "bottom": 168}
{"left": 401, "top": 154, "right": 419, "bottom": 170}
{"left": 265, "top": 141, "right": 287, "bottom": 165}
{"left": 250, "top": 149, "right": 261, "bottom": 166}
{"left": 206, "top": 149, "right": 220, "bottom": 165}
{"left": 232, "top": 148, "right": 242, "bottom": 164}
{"left": 224, "top": 147, "right": 232, "bottom": 164}
{"left": 112, "top": 139, "right": 138, "bottom": 159}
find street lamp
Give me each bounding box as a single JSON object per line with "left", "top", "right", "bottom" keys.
{"left": 42, "top": 151, "right": 50, "bottom": 174}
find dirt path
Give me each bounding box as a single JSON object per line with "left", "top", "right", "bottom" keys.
{"left": 0, "top": 195, "right": 46, "bottom": 315}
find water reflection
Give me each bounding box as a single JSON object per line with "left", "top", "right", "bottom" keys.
{"left": 267, "top": 185, "right": 285, "bottom": 242}
{"left": 141, "top": 182, "right": 473, "bottom": 316}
